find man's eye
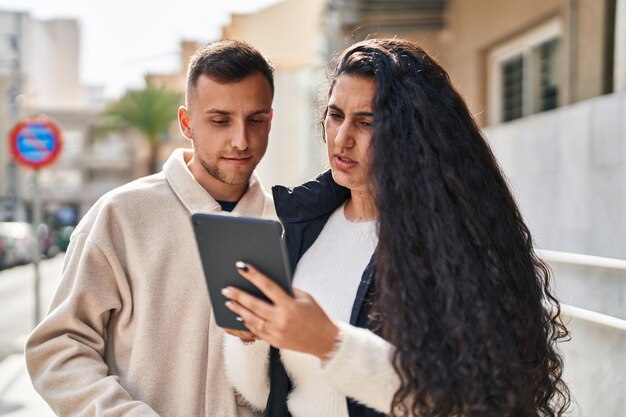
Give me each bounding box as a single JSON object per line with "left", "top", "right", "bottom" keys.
{"left": 249, "top": 118, "right": 265, "bottom": 124}
{"left": 360, "top": 121, "right": 373, "bottom": 127}
{"left": 212, "top": 120, "right": 229, "bottom": 125}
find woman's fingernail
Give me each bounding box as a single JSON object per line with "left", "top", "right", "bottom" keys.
{"left": 221, "top": 287, "right": 230, "bottom": 295}
{"left": 235, "top": 261, "right": 249, "bottom": 272}
{"left": 235, "top": 316, "right": 243, "bottom": 322}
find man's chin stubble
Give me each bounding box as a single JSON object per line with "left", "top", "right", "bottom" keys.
{"left": 200, "top": 159, "right": 253, "bottom": 186}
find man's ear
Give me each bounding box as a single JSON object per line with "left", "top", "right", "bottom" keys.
{"left": 178, "top": 106, "right": 192, "bottom": 140}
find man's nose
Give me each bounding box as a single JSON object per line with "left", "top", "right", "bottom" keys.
{"left": 231, "top": 122, "right": 249, "bottom": 151}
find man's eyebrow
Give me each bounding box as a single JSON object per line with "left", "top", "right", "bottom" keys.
{"left": 249, "top": 108, "right": 272, "bottom": 116}
{"left": 328, "top": 103, "right": 373, "bottom": 117}
{"left": 204, "top": 109, "right": 231, "bottom": 115}
{"left": 203, "top": 108, "right": 272, "bottom": 116}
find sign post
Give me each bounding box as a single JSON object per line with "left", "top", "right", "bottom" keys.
{"left": 9, "top": 115, "right": 63, "bottom": 326}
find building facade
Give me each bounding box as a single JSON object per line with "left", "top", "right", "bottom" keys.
{"left": 0, "top": 10, "right": 135, "bottom": 220}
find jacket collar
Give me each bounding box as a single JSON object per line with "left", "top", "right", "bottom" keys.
{"left": 163, "top": 148, "right": 270, "bottom": 216}
{"left": 272, "top": 170, "right": 350, "bottom": 223}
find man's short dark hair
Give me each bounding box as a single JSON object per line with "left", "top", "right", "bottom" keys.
{"left": 186, "top": 39, "right": 274, "bottom": 102}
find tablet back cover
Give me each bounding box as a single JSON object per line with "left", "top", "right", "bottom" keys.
{"left": 191, "top": 213, "right": 292, "bottom": 330}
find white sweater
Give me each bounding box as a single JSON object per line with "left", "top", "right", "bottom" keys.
{"left": 224, "top": 204, "right": 400, "bottom": 416}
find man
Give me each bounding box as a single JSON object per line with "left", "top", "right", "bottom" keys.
{"left": 25, "top": 40, "right": 275, "bottom": 417}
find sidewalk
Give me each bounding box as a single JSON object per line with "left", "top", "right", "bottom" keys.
{"left": 0, "top": 338, "right": 54, "bottom": 417}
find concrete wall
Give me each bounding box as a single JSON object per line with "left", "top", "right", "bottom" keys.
{"left": 485, "top": 91, "right": 626, "bottom": 416}
{"left": 485, "top": 91, "right": 626, "bottom": 259}
{"left": 558, "top": 313, "right": 626, "bottom": 417}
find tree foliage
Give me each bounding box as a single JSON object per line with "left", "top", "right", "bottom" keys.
{"left": 100, "top": 80, "right": 181, "bottom": 174}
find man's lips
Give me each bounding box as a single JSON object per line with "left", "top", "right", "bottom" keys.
{"left": 222, "top": 155, "right": 252, "bottom": 165}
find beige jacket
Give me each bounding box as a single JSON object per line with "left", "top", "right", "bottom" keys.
{"left": 25, "top": 149, "right": 274, "bottom": 417}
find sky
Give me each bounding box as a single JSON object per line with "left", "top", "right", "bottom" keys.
{"left": 0, "top": 0, "right": 281, "bottom": 98}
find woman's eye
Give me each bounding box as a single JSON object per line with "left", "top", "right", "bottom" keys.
{"left": 328, "top": 112, "right": 343, "bottom": 120}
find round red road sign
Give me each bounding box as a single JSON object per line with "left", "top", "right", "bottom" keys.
{"left": 9, "top": 115, "right": 63, "bottom": 170}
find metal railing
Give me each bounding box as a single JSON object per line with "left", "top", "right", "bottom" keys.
{"left": 537, "top": 249, "right": 626, "bottom": 332}
{"left": 538, "top": 249, "right": 626, "bottom": 271}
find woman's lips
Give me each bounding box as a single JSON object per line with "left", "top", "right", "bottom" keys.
{"left": 334, "top": 154, "right": 357, "bottom": 169}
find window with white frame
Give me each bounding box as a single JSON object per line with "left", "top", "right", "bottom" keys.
{"left": 488, "top": 20, "right": 562, "bottom": 124}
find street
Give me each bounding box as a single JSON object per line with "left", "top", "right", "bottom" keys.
{"left": 0, "top": 255, "right": 64, "bottom": 360}
{"left": 0, "top": 255, "right": 63, "bottom": 416}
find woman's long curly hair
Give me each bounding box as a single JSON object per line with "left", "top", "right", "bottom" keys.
{"left": 328, "top": 39, "right": 570, "bottom": 416}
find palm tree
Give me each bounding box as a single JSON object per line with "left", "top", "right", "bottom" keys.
{"left": 100, "top": 79, "right": 181, "bottom": 174}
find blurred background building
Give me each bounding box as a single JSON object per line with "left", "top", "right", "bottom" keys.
{"left": 1, "top": 0, "right": 624, "bottom": 414}
{"left": 0, "top": 10, "right": 140, "bottom": 223}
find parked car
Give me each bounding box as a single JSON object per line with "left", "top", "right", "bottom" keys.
{"left": 0, "top": 235, "right": 8, "bottom": 269}
{"left": 37, "top": 223, "right": 60, "bottom": 258}
{"left": 55, "top": 225, "right": 74, "bottom": 252}
{"left": 0, "top": 222, "right": 37, "bottom": 269}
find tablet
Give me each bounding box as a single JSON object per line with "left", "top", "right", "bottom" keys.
{"left": 191, "top": 212, "right": 292, "bottom": 330}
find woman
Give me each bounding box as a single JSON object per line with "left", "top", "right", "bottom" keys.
{"left": 222, "top": 38, "right": 570, "bottom": 417}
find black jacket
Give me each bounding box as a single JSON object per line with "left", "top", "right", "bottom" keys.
{"left": 264, "top": 170, "right": 387, "bottom": 417}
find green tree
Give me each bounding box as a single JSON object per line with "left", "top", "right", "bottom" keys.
{"left": 100, "top": 80, "right": 181, "bottom": 174}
